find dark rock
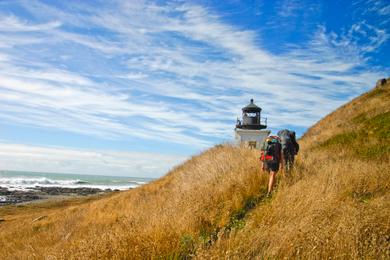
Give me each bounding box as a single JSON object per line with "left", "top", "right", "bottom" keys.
{"left": 0, "top": 186, "right": 113, "bottom": 206}
{"left": 0, "top": 187, "right": 11, "bottom": 195}
{"left": 376, "top": 78, "right": 387, "bottom": 88}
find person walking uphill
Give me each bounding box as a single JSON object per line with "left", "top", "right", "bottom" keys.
{"left": 277, "top": 129, "right": 299, "bottom": 172}
{"left": 260, "top": 136, "right": 283, "bottom": 196}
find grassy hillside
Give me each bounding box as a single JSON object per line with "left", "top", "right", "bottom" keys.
{"left": 0, "top": 81, "right": 389, "bottom": 259}
{"left": 0, "top": 146, "right": 268, "bottom": 259}
{"left": 197, "top": 81, "right": 390, "bottom": 259}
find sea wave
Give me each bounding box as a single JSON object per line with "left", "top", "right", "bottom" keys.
{"left": 127, "top": 181, "right": 147, "bottom": 185}
{"left": 112, "top": 180, "right": 147, "bottom": 185}
{"left": 0, "top": 176, "right": 140, "bottom": 191}
{"left": 0, "top": 177, "right": 87, "bottom": 186}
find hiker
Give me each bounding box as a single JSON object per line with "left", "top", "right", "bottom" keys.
{"left": 260, "top": 136, "right": 283, "bottom": 195}
{"left": 277, "top": 129, "right": 299, "bottom": 172}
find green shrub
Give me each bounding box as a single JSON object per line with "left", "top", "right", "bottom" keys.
{"left": 320, "top": 132, "right": 358, "bottom": 147}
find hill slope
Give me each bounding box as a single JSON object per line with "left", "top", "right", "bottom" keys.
{"left": 197, "top": 80, "right": 390, "bottom": 259}
{"left": 0, "top": 81, "right": 389, "bottom": 259}
{"left": 0, "top": 146, "right": 268, "bottom": 259}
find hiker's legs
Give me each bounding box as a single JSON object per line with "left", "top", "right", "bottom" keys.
{"left": 283, "top": 150, "right": 290, "bottom": 172}
{"left": 285, "top": 153, "right": 294, "bottom": 173}
{"left": 291, "top": 155, "right": 295, "bottom": 167}
{"left": 286, "top": 158, "right": 291, "bottom": 172}
{"left": 268, "top": 171, "right": 276, "bottom": 193}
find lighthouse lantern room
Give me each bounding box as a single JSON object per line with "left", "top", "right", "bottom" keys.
{"left": 235, "top": 99, "right": 270, "bottom": 149}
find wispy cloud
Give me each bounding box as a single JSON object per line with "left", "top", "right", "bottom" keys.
{"left": 278, "top": 0, "right": 301, "bottom": 17}
{"left": 0, "top": 15, "right": 61, "bottom": 32}
{"left": 0, "top": 0, "right": 388, "bottom": 162}
{"left": 0, "top": 142, "right": 187, "bottom": 177}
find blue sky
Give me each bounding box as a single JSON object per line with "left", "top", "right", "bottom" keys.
{"left": 0, "top": 0, "right": 389, "bottom": 177}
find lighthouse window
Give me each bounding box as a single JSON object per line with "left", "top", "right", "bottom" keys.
{"left": 248, "top": 141, "right": 257, "bottom": 148}
{"left": 246, "top": 112, "right": 257, "bottom": 117}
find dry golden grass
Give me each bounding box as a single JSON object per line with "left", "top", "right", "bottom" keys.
{"left": 1, "top": 82, "right": 389, "bottom": 259}
{"left": 196, "top": 83, "right": 390, "bottom": 259}
{"left": 0, "top": 145, "right": 267, "bottom": 259}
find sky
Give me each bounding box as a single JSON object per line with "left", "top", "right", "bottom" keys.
{"left": 0, "top": 0, "right": 389, "bottom": 177}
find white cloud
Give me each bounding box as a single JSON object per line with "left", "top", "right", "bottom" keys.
{"left": 0, "top": 0, "right": 387, "bottom": 161}
{"left": 0, "top": 143, "right": 187, "bottom": 178}
{"left": 0, "top": 15, "right": 61, "bottom": 32}
{"left": 328, "top": 21, "right": 390, "bottom": 54}
{"left": 278, "top": 0, "right": 301, "bottom": 17}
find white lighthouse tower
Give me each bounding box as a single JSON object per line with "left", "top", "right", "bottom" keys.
{"left": 235, "top": 99, "right": 270, "bottom": 149}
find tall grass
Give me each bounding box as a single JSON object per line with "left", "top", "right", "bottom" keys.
{"left": 0, "top": 83, "right": 389, "bottom": 259}
{"left": 0, "top": 145, "right": 267, "bottom": 259}
{"left": 197, "top": 149, "right": 389, "bottom": 259}
{"left": 196, "top": 83, "right": 390, "bottom": 259}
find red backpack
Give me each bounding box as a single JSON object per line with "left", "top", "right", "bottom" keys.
{"left": 260, "top": 136, "right": 281, "bottom": 163}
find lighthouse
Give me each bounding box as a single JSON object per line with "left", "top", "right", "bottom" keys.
{"left": 235, "top": 99, "right": 270, "bottom": 149}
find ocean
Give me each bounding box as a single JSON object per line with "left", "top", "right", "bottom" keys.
{"left": 0, "top": 170, "right": 154, "bottom": 191}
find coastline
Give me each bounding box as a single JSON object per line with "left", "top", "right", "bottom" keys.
{"left": 0, "top": 186, "right": 121, "bottom": 206}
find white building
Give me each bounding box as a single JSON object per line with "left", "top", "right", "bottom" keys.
{"left": 235, "top": 99, "right": 270, "bottom": 149}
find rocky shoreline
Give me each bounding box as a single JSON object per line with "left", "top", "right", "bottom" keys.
{"left": 0, "top": 186, "right": 118, "bottom": 205}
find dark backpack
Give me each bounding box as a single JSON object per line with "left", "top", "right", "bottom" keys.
{"left": 261, "top": 137, "right": 281, "bottom": 163}
{"left": 277, "top": 129, "right": 299, "bottom": 155}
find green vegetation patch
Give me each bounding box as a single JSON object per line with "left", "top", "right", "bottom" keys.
{"left": 225, "top": 192, "right": 268, "bottom": 231}
{"left": 227, "top": 208, "right": 246, "bottom": 230}
{"left": 172, "top": 191, "right": 269, "bottom": 259}
{"left": 198, "top": 220, "right": 217, "bottom": 246}
{"left": 320, "top": 132, "right": 359, "bottom": 147}
{"left": 367, "top": 112, "right": 390, "bottom": 139}
{"left": 319, "top": 111, "right": 390, "bottom": 160}
{"left": 355, "top": 144, "right": 390, "bottom": 159}
{"left": 179, "top": 234, "right": 195, "bottom": 257}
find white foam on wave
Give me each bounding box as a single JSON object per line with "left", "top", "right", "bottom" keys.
{"left": 134, "top": 181, "right": 147, "bottom": 185}
{"left": 0, "top": 177, "right": 84, "bottom": 186}
{"left": 0, "top": 176, "right": 140, "bottom": 191}
{"left": 112, "top": 180, "right": 147, "bottom": 185}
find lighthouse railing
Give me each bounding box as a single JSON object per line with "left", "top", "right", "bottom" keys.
{"left": 260, "top": 117, "right": 267, "bottom": 127}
